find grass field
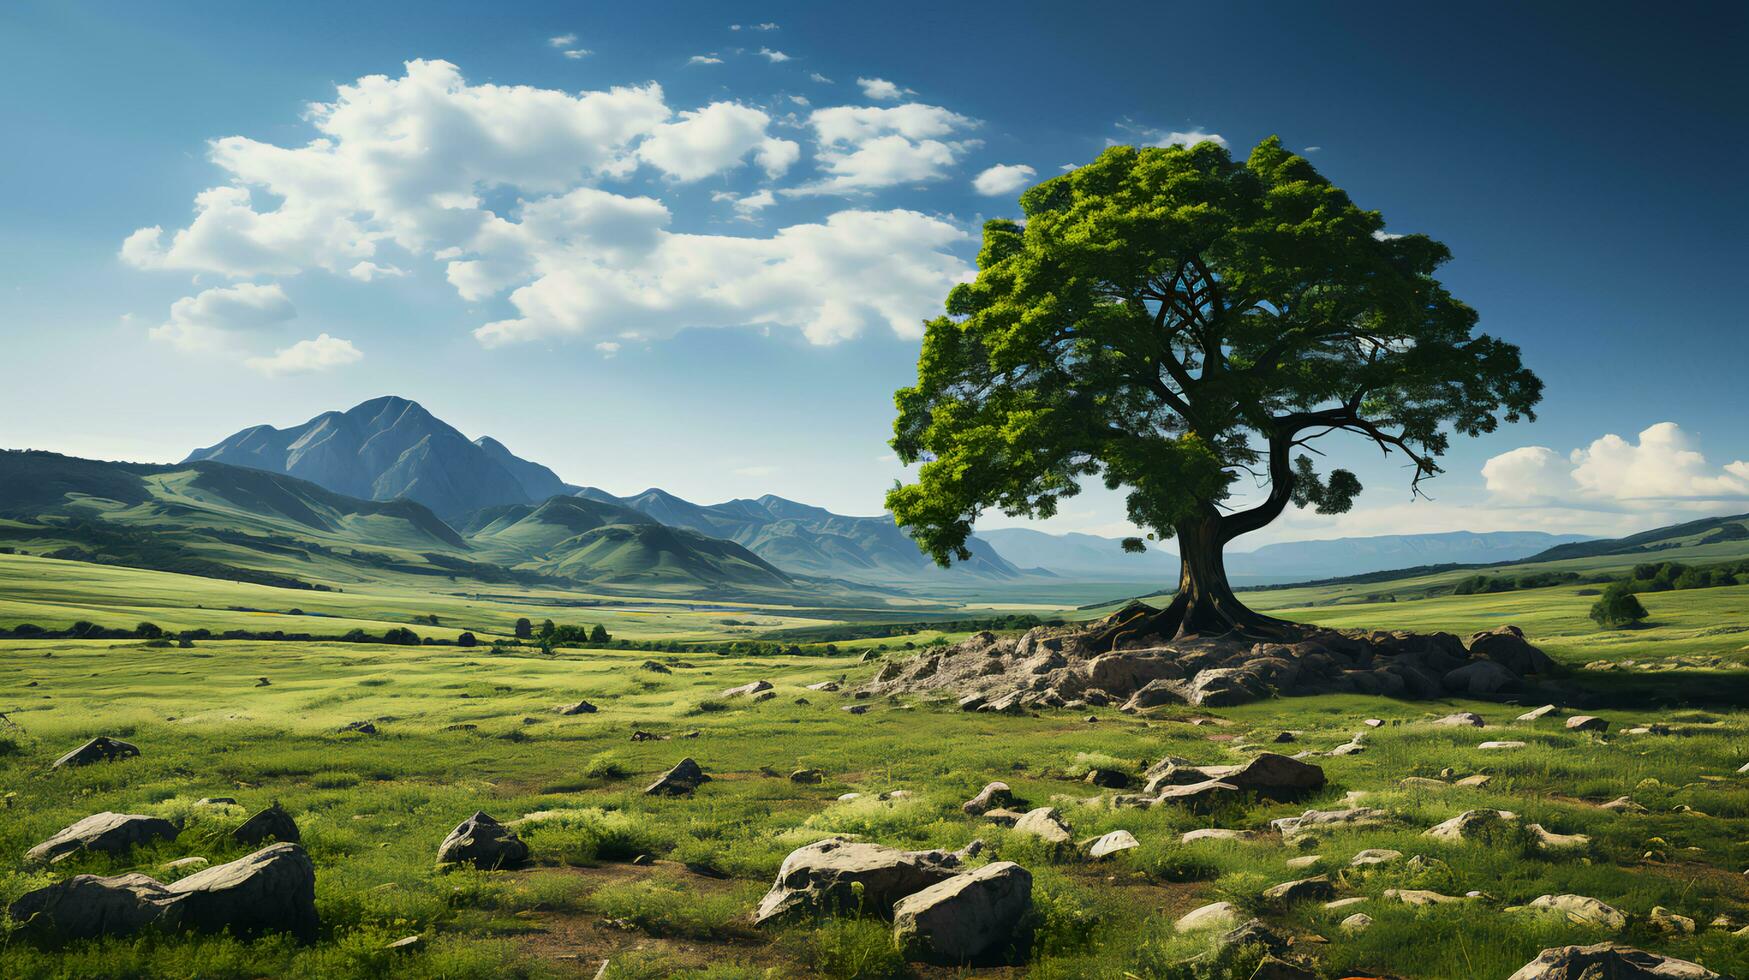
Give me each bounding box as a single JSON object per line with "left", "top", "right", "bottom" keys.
{"left": 2, "top": 547, "right": 1748, "bottom": 978}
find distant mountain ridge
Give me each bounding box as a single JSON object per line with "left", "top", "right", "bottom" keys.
{"left": 185, "top": 396, "right": 565, "bottom": 519}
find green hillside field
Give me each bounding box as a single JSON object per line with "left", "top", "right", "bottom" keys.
{"left": 2, "top": 529, "right": 1748, "bottom": 978}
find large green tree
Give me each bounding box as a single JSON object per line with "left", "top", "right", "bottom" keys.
{"left": 888, "top": 138, "right": 1542, "bottom": 639}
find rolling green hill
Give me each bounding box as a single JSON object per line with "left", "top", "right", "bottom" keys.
{"left": 0, "top": 450, "right": 808, "bottom": 596}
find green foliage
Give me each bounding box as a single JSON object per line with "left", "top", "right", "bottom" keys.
{"left": 803, "top": 917, "right": 908, "bottom": 979}
{"left": 888, "top": 138, "right": 1541, "bottom": 563}
{"left": 1590, "top": 585, "right": 1649, "bottom": 629}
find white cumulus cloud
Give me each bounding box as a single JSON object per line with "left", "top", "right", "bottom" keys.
{"left": 149, "top": 282, "right": 297, "bottom": 353}
{"left": 634, "top": 102, "right": 797, "bottom": 181}
{"left": 245, "top": 333, "right": 363, "bottom": 376}
{"left": 688, "top": 54, "right": 723, "bottom": 65}
{"left": 856, "top": 77, "right": 909, "bottom": 100}
{"left": 972, "top": 163, "right": 1036, "bottom": 196}
{"left": 790, "top": 103, "right": 978, "bottom": 196}
{"left": 757, "top": 48, "right": 790, "bottom": 63}
{"left": 1483, "top": 423, "right": 1749, "bottom": 503}
{"left": 547, "top": 34, "right": 577, "bottom": 47}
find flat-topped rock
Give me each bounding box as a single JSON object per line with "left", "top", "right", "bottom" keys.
{"left": 1181, "top": 828, "right": 1255, "bottom": 843}
{"left": 1526, "top": 894, "right": 1627, "bottom": 931}
{"left": 1517, "top": 704, "right": 1560, "bottom": 721}
{"left": 1270, "top": 806, "right": 1392, "bottom": 835}
{"left": 1425, "top": 808, "right": 1518, "bottom": 843}
{"left": 1175, "top": 900, "right": 1243, "bottom": 931}
{"left": 754, "top": 837, "right": 962, "bottom": 925}
{"left": 723, "top": 680, "right": 773, "bottom": 697}
{"left": 1086, "top": 830, "right": 1139, "bottom": 859}
{"left": 1433, "top": 712, "right": 1485, "bottom": 727}
{"left": 1262, "top": 875, "right": 1333, "bottom": 904}
{"left": 1350, "top": 848, "right": 1403, "bottom": 867}
{"left": 1565, "top": 715, "right": 1608, "bottom": 732}
{"left": 1384, "top": 888, "right": 1466, "bottom": 905}
{"left": 27, "top": 812, "right": 179, "bottom": 864}
{"left": 1506, "top": 943, "right": 1718, "bottom": 980}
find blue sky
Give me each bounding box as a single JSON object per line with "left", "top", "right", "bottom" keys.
{"left": 1, "top": 0, "right": 1744, "bottom": 547}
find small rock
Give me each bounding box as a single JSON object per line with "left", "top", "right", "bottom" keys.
{"left": 52, "top": 736, "right": 141, "bottom": 769}
{"left": 1650, "top": 905, "right": 1696, "bottom": 935}
{"left": 435, "top": 812, "right": 528, "bottom": 870}
{"left": 1424, "top": 808, "right": 1518, "bottom": 843}
{"left": 1516, "top": 704, "right": 1559, "bottom": 721}
{"left": 1012, "top": 807, "right": 1073, "bottom": 845}
{"left": 805, "top": 681, "right": 841, "bottom": 692}
{"left": 1455, "top": 774, "right": 1493, "bottom": 787}
{"left": 1175, "top": 901, "right": 1243, "bottom": 931}
{"left": 27, "top": 812, "right": 179, "bottom": 864}
{"left": 1086, "top": 830, "right": 1139, "bottom": 859}
{"left": 1477, "top": 740, "right": 1527, "bottom": 750}
{"left": 1433, "top": 712, "right": 1485, "bottom": 727}
{"left": 790, "top": 768, "right": 825, "bottom": 784}
{"left": 1181, "top": 828, "right": 1254, "bottom": 843}
{"left": 1525, "top": 894, "right": 1627, "bottom": 931}
{"left": 1384, "top": 888, "right": 1466, "bottom": 905}
{"left": 1350, "top": 848, "right": 1403, "bottom": 867}
{"left": 385, "top": 935, "right": 422, "bottom": 951}
{"left": 1340, "top": 912, "right": 1373, "bottom": 933}
{"left": 1363, "top": 718, "right": 1384, "bottom": 728}
{"left": 1262, "top": 874, "right": 1333, "bottom": 904}
{"left": 1599, "top": 796, "right": 1647, "bottom": 813}
{"left": 1565, "top": 715, "right": 1608, "bottom": 733}
{"left": 1285, "top": 855, "right": 1322, "bottom": 870}
{"left": 841, "top": 704, "right": 870, "bottom": 715}
{"left": 645, "top": 758, "right": 711, "bottom": 796}
{"left": 1084, "top": 768, "right": 1131, "bottom": 788}
{"left": 639, "top": 660, "right": 671, "bottom": 673}
{"left": 1506, "top": 943, "right": 1718, "bottom": 980}
{"left": 753, "top": 837, "right": 962, "bottom": 925}
{"left": 723, "top": 680, "right": 773, "bottom": 697}
{"left": 233, "top": 803, "right": 300, "bottom": 846}
{"left": 555, "top": 700, "right": 597, "bottom": 715}
{"left": 962, "top": 781, "right": 1016, "bottom": 815}
{"left": 1527, "top": 823, "right": 1590, "bottom": 851}
{"left": 338, "top": 721, "right": 377, "bottom": 735}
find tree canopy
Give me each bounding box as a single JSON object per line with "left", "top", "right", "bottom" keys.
{"left": 887, "top": 137, "right": 1543, "bottom": 636}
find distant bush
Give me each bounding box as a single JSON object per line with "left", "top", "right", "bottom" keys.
{"left": 1590, "top": 585, "right": 1649, "bottom": 629}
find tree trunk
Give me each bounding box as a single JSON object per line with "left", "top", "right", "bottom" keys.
{"left": 1092, "top": 433, "right": 1303, "bottom": 649}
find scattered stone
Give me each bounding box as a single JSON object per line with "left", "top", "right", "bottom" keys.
{"left": 1455, "top": 774, "right": 1493, "bottom": 787}
{"left": 1012, "top": 807, "right": 1073, "bottom": 845}
{"left": 1272, "top": 731, "right": 1296, "bottom": 743}
{"left": 1350, "top": 848, "right": 1403, "bottom": 867}
{"left": 1181, "top": 828, "right": 1255, "bottom": 843}
{"left": 1505, "top": 943, "right": 1718, "bottom": 980}
{"left": 385, "top": 935, "right": 422, "bottom": 951}
{"left": 1324, "top": 896, "right": 1367, "bottom": 910}
{"left": 1270, "top": 807, "right": 1391, "bottom": 835}
{"left": 1155, "top": 779, "right": 1243, "bottom": 810}
{"left": 1527, "top": 824, "right": 1590, "bottom": 851}
{"left": 790, "top": 768, "right": 825, "bottom": 784}
{"left": 1175, "top": 901, "right": 1244, "bottom": 931}
{"left": 629, "top": 730, "right": 667, "bottom": 741}
{"left": 52, "top": 736, "right": 140, "bottom": 769}
{"left": 1517, "top": 704, "right": 1559, "bottom": 722}
{"left": 1649, "top": 906, "right": 1696, "bottom": 935}
{"left": 27, "top": 812, "right": 179, "bottom": 864}
{"left": 962, "top": 782, "right": 1016, "bottom": 816}
{"left": 196, "top": 797, "right": 238, "bottom": 807}
{"left": 639, "top": 660, "right": 671, "bottom": 673}
{"left": 1477, "top": 740, "right": 1527, "bottom": 750}
{"left": 555, "top": 700, "right": 598, "bottom": 715}
{"left": 1084, "top": 768, "right": 1131, "bottom": 788}
{"left": 1433, "top": 712, "right": 1485, "bottom": 727}
{"left": 1086, "top": 830, "right": 1139, "bottom": 859}
{"left": 982, "top": 808, "right": 1026, "bottom": 826}
{"left": 233, "top": 803, "right": 300, "bottom": 846}
{"left": 753, "top": 837, "right": 962, "bottom": 925}
{"left": 255, "top": 678, "right": 270, "bottom": 687}
{"left": 1363, "top": 718, "right": 1384, "bottom": 728}
{"left": 751, "top": 690, "right": 777, "bottom": 703}
{"left": 1340, "top": 912, "right": 1373, "bottom": 933}
{"left": 435, "top": 812, "right": 529, "bottom": 870}
{"left": 892, "top": 860, "right": 1032, "bottom": 964}
{"left": 1330, "top": 742, "right": 1367, "bottom": 755}
{"left": 1262, "top": 875, "right": 1333, "bottom": 904}
{"left": 1424, "top": 809, "right": 1518, "bottom": 843}
{"left": 1285, "top": 855, "right": 1322, "bottom": 870}
{"left": 723, "top": 680, "right": 773, "bottom": 697}
{"left": 339, "top": 721, "right": 377, "bottom": 735}
{"left": 841, "top": 704, "right": 870, "bottom": 715}
{"left": 645, "top": 758, "right": 710, "bottom": 796}
{"left": 806, "top": 681, "right": 841, "bottom": 692}
{"left": 1526, "top": 894, "right": 1627, "bottom": 931}
{"left": 1565, "top": 715, "right": 1608, "bottom": 733}
{"left": 1384, "top": 888, "right": 1466, "bottom": 906}
{"left": 1400, "top": 776, "right": 1448, "bottom": 789}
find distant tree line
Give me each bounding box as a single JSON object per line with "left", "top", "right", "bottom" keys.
{"left": 761, "top": 613, "right": 1060, "bottom": 643}
{"left": 1449, "top": 570, "right": 1587, "bottom": 595}
{"left": 0, "top": 620, "right": 480, "bottom": 648}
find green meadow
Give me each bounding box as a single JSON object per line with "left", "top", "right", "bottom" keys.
{"left": 2, "top": 546, "right": 1748, "bottom": 978}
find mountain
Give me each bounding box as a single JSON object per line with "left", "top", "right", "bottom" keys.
{"left": 0, "top": 450, "right": 796, "bottom": 595}
{"left": 974, "top": 527, "right": 1592, "bottom": 584}
{"left": 576, "top": 488, "right": 1024, "bottom": 582}
{"left": 185, "top": 396, "right": 560, "bottom": 519}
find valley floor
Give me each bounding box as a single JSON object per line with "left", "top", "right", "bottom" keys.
{"left": 3, "top": 613, "right": 1748, "bottom": 978}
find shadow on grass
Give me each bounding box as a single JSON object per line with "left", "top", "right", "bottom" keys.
{"left": 1551, "top": 668, "right": 1749, "bottom": 710}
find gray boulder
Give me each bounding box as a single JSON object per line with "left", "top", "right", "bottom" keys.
{"left": 233, "top": 803, "right": 300, "bottom": 846}
{"left": 1193, "top": 753, "right": 1325, "bottom": 801}
{"left": 1086, "top": 830, "right": 1140, "bottom": 859}
{"left": 8, "top": 843, "right": 319, "bottom": 944}
{"left": 1011, "top": 807, "right": 1072, "bottom": 845}
{"left": 1262, "top": 874, "right": 1334, "bottom": 904}
{"left": 1433, "top": 712, "right": 1486, "bottom": 727}
{"left": 555, "top": 700, "right": 597, "bottom": 715}
{"left": 1443, "top": 659, "right": 1520, "bottom": 695}
{"left": 27, "top": 812, "right": 179, "bottom": 864}
{"left": 962, "top": 781, "right": 1016, "bottom": 816}
{"left": 52, "top": 736, "right": 140, "bottom": 769}
{"left": 1506, "top": 942, "right": 1718, "bottom": 979}
{"left": 892, "top": 861, "right": 1032, "bottom": 964}
{"left": 753, "top": 837, "right": 961, "bottom": 925}
{"left": 435, "top": 812, "right": 529, "bottom": 869}
{"left": 1469, "top": 626, "right": 1556, "bottom": 676}
{"left": 167, "top": 842, "right": 320, "bottom": 943}
{"left": 723, "top": 680, "right": 773, "bottom": 697}
{"left": 7, "top": 872, "right": 178, "bottom": 940}
{"left": 645, "top": 758, "right": 710, "bottom": 796}
{"left": 1526, "top": 894, "right": 1628, "bottom": 931}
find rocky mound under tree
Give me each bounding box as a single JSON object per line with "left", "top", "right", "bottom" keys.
{"left": 859, "top": 602, "right": 1556, "bottom": 709}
